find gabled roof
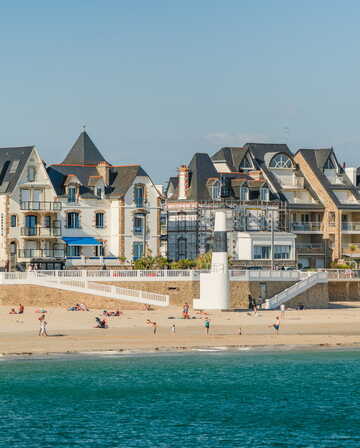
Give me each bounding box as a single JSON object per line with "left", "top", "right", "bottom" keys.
{"left": 0, "top": 146, "right": 34, "bottom": 193}
{"left": 296, "top": 148, "right": 360, "bottom": 209}
{"left": 62, "top": 131, "right": 108, "bottom": 165}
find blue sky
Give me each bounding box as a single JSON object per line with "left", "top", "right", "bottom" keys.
{"left": 1, "top": 1, "right": 360, "bottom": 182}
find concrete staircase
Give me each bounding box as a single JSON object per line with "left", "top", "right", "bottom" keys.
{"left": 264, "top": 272, "right": 328, "bottom": 310}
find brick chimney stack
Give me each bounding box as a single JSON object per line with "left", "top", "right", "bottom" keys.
{"left": 178, "top": 165, "right": 189, "bottom": 200}
{"left": 96, "top": 161, "right": 110, "bottom": 185}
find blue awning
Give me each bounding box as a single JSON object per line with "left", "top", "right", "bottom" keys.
{"left": 62, "top": 237, "right": 102, "bottom": 246}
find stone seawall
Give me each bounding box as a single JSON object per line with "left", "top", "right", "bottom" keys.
{"left": 329, "top": 281, "right": 360, "bottom": 301}
{"left": 0, "top": 279, "right": 329, "bottom": 309}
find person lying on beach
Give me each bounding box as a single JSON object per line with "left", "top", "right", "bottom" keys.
{"left": 79, "top": 303, "right": 89, "bottom": 311}
{"left": 103, "top": 310, "right": 122, "bottom": 317}
{"left": 144, "top": 304, "right": 153, "bottom": 311}
{"left": 9, "top": 308, "right": 17, "bottom": 314}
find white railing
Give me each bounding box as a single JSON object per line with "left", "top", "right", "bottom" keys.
{"left": 264, "top": 272, "right": 328, "bottom": 309}
{"left": 323, "top": 269, "right": 360, "bottom": 281}
{"left": 31, "top": 277, "right": 169, "bottom": 307}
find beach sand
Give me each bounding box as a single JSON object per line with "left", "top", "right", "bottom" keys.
{"left": 1, "top": 303, "right": 360, "bottom": 356}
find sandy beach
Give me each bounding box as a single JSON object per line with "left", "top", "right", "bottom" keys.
{"left": 1, "top": 303, "right": 360, "bottom": 356}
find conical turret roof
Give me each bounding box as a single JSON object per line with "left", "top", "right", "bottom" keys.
{"left": 62, "top": 131, "right": 108, "bottom": 165}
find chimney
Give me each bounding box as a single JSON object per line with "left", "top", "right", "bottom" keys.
{"left": 96, "top": 161, "right": 110, "bottom": 185}
{"left": 178, "top": 165, "right": 189, "bottom": 200}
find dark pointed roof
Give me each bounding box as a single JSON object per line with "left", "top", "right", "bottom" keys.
{"left": 62, "top": 131, "right": 108, "bottom": 165}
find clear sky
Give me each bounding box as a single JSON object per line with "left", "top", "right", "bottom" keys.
{"left": 1, "top": 0, "right": 360, "bottom": 183}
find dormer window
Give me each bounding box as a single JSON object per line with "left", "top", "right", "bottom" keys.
{"left": 27, "top": 166, "right": 36, "bottom": 182}
{"left": 239, "top": 186, "right": 249, "bottom": 201}
{"left": 239, "top": 154, "right": 253, "bottom": 170}
{"left": 211, "top": 181, "right": 221, "bottom": 201}
{"left": 324, "top": 157, "right": 336, "bottom": 171}
{"left": 260, "top": 187, "right": 269, "bottom": 201}
{"left": 96, "top": 187, "right": 103, "bottom": 199}
{"left": 269, "top": 153, "right": 293, "bottom": 169}
{"left": 67, "top": 187, "right": 77, "bottom": 203}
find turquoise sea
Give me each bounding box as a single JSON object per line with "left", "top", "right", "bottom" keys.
{"left": 1, "top": 350, "right": 360, "bottom": 447}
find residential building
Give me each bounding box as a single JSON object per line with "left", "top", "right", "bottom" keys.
{"left": 295, "top": 148, "right": 360, "bottom": 264}
{"left": 0, "top": 146, "right": 64, "bottom": 271}
{"left": 164, "top": 151, "right": 296, "bottom": 267}
{"left": 47, "top": 131, "right": 161, "bottom": 268}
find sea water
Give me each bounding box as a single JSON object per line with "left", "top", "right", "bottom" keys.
{"left": 1, "top": 350, "right": 360, "bottom": 447}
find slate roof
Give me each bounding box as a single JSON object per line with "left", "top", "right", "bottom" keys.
{"left": 47, "top": 163, "right": 148, "bottom": 199}
{"left": 62, "top": 131, "right": 108, "bottom": 165}
{"left": 187, "top": 153, "right": 219, "bottom": 201}
{"left": 0, "top": 146, "right": 33, "bottom": 193}
{"left": 296, "top": 148, "right": 360, "bottom": 209}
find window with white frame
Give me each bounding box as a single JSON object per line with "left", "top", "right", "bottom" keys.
{"left": 95, "top": 245, "right": 104, "bottom": 256}
{"left": 133, "top": 214, "right": 144, "bottom": 234}
{"left": 96, "top": 187, "right": 103, "bottom": 199}
{"left": 260, "top": 187, "right": 269, "bottom": 201}
{"left": 274, "top": 245, "right": 291, "bottom": 259}
{"left": 239, "top": 155, "right": 253, "bottom": 170}
{"left": 239, "top": 186, "right": 249, "bottom": 201}
{"left": 134, "top": 185, "right": 144, "bottom": 208}
{"left": 95, "top": 212, "right": 104, "bottom": 228}
{"left": 27, "top": 166, "right": 36, "bottom": 182}
{"left": 254, "top": 246, "right": 271, "bottom": 259}
{"left": 211, "top": 181, "right": 221, "bottom": 201}
{"left": 269, "top": 153, "right": 293, "bottom": 169}
{"left": 67, "top": 187, "right": 77, "bottom": 203}
{"left": 10, "top": 215, "right": 17, "bottom": 227}
{"left": 133, "top": 242, "right": 144, "bottom": 260}
{"left": 67, "top": 245, "right": 80, "bottom": 257}
{"left": 67, "top": 212, "right": 80, "bottom": 229}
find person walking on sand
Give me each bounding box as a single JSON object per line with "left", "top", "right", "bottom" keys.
{"left": 204, "top": 317, "right": 210, "bottom": 335}
{"left": 280, "top": 303, "right": 285, "bottom": 319}
{"left": 38, "top": 314, "right": 48, "bottom": 337}
{"left": 171, "top": 323, "right": 176, "bottom": 334}
{"left": 153, "top": 321, "right": 157, "bottom": 335}
{"left": 271, "top": 316, "right": 280, "bottom": 335}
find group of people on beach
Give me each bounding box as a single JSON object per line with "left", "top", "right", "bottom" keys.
{"left": 9, "top": 304, "right": 24, "bottom": 315}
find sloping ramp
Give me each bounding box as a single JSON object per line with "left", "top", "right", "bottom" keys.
{"left": 264, "top": 272, "right": 328, "bottom": 310}
{"left": 29, "top": 277, "right": 169, "bottom": 307}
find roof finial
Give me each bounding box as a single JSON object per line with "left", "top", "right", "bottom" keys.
{"left": 82, "top": 124, "right": 86, "bottom": 132}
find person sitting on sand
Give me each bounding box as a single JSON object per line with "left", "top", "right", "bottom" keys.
{"left": 79, "top": 303, "right": 89, "bottom": 311}
{"left": 18, "top": 304, "right": 24, "bottom": 314}
{"left": 95, "top": 317, "right": 108, "bottom": 329}
{"left": 9, "top": 308, "right": 17, "bottom": 314}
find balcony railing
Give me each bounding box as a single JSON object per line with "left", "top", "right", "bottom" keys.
{"left": 290, "top": 222, "right": 321, "bottom": 232}
{"left": 342, "top": 222, "right": 360, "bottom": 231}
{"left": 18, "top": 249, "right": 66, "bottom": 259}
{"left": 21, "top": 226, "right": 61, "bottom": 237}
{"left": 20, "top": 201, "right": 62, "bottom": 211}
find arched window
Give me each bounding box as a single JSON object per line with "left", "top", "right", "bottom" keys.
{"left": 177, "top": 237, "right": 187, "bottom": 260}
{"left": 211, "top": 181, "right": 221, "bottom": 201}
{"left": 10, "top": 241, "right": 17, "bottom": 255}
{"left": 269, "top": 153, "right": 293, "bottom": 169}
{"left": 239, "top": 155, "right": 253, "bottom": 170}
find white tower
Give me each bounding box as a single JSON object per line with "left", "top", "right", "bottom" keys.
{"left": 193, "top": 210, "right": 230, "bottom": 310}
